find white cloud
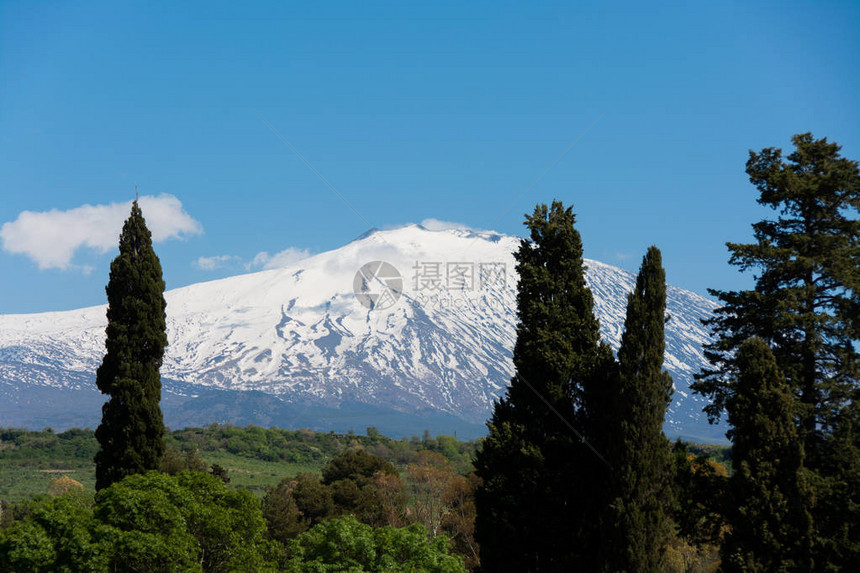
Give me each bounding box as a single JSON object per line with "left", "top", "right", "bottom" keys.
{"left": 248, "top": 247, "right": 311, "bottom": 270}
{"left": 193, "top": 255, "right": 241, "bottom": 271}
{"left": 420, "top": 218, "right": 485, "bottom": 232}
{"left": 0, "top": 194, "right": 202, "bottom": 270}
{"left": 193, "top": 247, "right": 312, "bottom": 273}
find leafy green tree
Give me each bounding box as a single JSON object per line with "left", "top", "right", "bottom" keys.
{"left": 474, "top": 201, "right": 614, "bottom": 572}
{"left": 693, "top": 133, "right": 859, "bottom": 568}
{"left": 321, "top": 450, "right": 397, "bottom": 485}
{"left": 322, "top": 450, "right": 400, "bottom": 527}
{"left": 175, "top": 471, "right": 278, "bottom": 572}
{"left": 720, "top": 337, "right": 813, "bottom": 572}
{"left": 0, "top": 491, "right": 102, "bottom": 573}
{"left": 95, "top": 471, "right": 278, "bottom": 573}
{"left": 263, "top": 473, "right": 337, "bottom": 541}
{"left": 94, "top": 201, "right": 168, "bottom": 490}
{"left": 262, "top": 478, "right": 307, "bottom": 544}
{"left": 283, "top": 514, "right": 465, "bottom": 573}
{"left": 603, "top": 247, "right": 674, "bottom": 572}
{"left": 291, "top": 474, "right": 337, "bottom": 526}
{"left": 94, "top": 474, "right": 202, "bottom": 573}
{"left": 0, "top": 519, "right": 58, "bottom": 572}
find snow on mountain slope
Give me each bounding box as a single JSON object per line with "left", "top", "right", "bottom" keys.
{"left": 0, "top": 225, "right": 724, "bottom": 441}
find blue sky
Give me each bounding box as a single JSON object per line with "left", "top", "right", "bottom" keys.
{"left": 1, "top": 0, "right": 858, "bottom": 314}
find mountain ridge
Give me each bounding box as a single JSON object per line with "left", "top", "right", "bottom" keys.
{"left": 0, "top": 225, "right": 726, "bottom": 441}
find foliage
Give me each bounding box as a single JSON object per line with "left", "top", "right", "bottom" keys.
{"left": 671, "top": 441, "right": 728, "bottom": 548}
{"left": 0, "top": 424, "right": 479, "bottom": 503}
{"left": 665, "top": 536, "right": 720, "bottom": 573}
{"left": 263, "top": 450, "right": 404, "bottom": 542}
{"left": 160, "top": 445, "right": 207, "bottom": 475}
{"left": 406, "top": 452, "right": 460, "bottom": 538}
{"left": 693, "top": 133, "right": 860, "bottom": 569}
{"left": 164, "top": 424, "right": 478, "bottom": 473}
{"left": 47, "top": 476, "right": 84, "bottom": 498}
{"left": 1, "top": 471, "right": 279, "bottom": 572}
{"left": 474, "top": 201, "right": 615, "bottom": 571}
{"left": 321, "top": 449, "right": 397, "bottom": 485}
{"left": 262, "top": 476, "right": 310, "bottom": 543}
{"left": 282, "top": 514, "right": 466, "bottom": 573}
{"left": 603, "top": 247, "right": 674, "bottom": 572}
{"left": 720, "top": 338, "right": 813, "bottom": 572}
{"left": 94, "top": 201, "right": 168, "bottom": 490}
{"left": 0, "top": 490, "right": 101, "bottom": 573}
{"left": 438, "top": 470, "right": 480, "bottom": 571}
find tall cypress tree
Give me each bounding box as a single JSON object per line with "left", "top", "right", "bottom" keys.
{"left": 474, "top": 201, "right": 614, "bottom": 572}
{"left": 603, "top": 246, "right": 673, "bottom": 573}
{"left": 720, "top": 337, "right": 813, "bottom": 572}
{"left": 94, "top": 200, "right": 168, "bottom": 490}
{"left": 692, "top": 133, "right": 859, "bottom": 567}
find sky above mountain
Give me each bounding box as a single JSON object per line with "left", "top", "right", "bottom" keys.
{"left": 1, "top": 0, "right": 858, "bottom": 314}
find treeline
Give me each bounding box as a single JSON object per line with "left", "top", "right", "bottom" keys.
{"left": 0, "top": 465, "right": 466, "bottom": 572}
{"left": 0, "top": 424, "right": 478, "bottom": 474}
{"left": 0, "top": 426, "right": 728, "bottom": 572}
{"left": 164, "top": 424, "right": 478, "bottom": 473}
{"left": 0, "top": 428, "right": 98, "bottom": 465}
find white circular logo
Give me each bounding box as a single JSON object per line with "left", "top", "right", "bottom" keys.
{"left": 353, "top": 261, "right": 403, "bottom": 310}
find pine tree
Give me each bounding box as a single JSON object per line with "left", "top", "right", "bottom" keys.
{"left": 692, "top": 133, "right": 859, "bottom": 567}
{"left": 603, "top": 246, "right": 673, "bottom": 573}
{"left": 694, "top": 133, "right": 859, "bottom": 454}
{"left": 474, "top": 201, "right": 614, "bottom": 572}
{"left": 94, "top": 200, "right": 168, "bottom": 490}
{"left": 720, "top": 337, "right": 813, "bottom": 572}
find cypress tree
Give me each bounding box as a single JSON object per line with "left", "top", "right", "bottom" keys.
{"left": 692, "top": 133, "right": 859, "bottom": 567}
{"left": 94, "top": 200, "right": 168, "bottom": 490}
{"left": 603, "top": 246, "right": 673, "bottom": 573}
{"left": 474, "top": 201, "right": 614, "bottom": 572}
{"left": 721, "top": 337, "right": 813, "bottom": 572}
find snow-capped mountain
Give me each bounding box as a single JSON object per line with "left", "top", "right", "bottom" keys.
{"left": 0, "top": 225, "right": 725, "bottom": 441}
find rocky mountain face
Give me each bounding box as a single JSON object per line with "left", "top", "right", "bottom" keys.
{"left": 0, "top": 225, "right": 725, "bottom": 441}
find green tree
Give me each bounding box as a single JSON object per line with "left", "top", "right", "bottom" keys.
{"left": 0, "top": 491, "right": 102, "bottom": 573}
{"left": 95, "top": 471, "right": 277, "bottom": 573}
{"left": 94, "top": 474, "right": 202, "bottom": 573}
{"left": 283, "top": 515, "right": 465, "bottom": 573}
{"left": 603, "top": 246, "right": 674, "bottom": 572}
{"left": 692, "top": 133, "right": 859, "bottom": 568}
{"left": 670, "top": 440, "right": 727, "bottom": 549}
{"left": 695, "top": 133, "right": 859, "bottom": 452}
{"left": 94, "top": 201, "right": 168, "bottom": 490}
{"left": 322, "top": 450, "right": 400, "bottom": 527}
{"left": 474, "top": 201, "right": 614, "bottom": 572}
{"left": 263, "top": 473, "right": 337, "bottom": 541}
{"left": 720, "top": 337, "right": 813, "bottom": 572}
{"left": 262, "top": 478, "right": 307, "bottom": 544}
{"left": 321, "top": 450, "right": 397, "bottom": 485}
